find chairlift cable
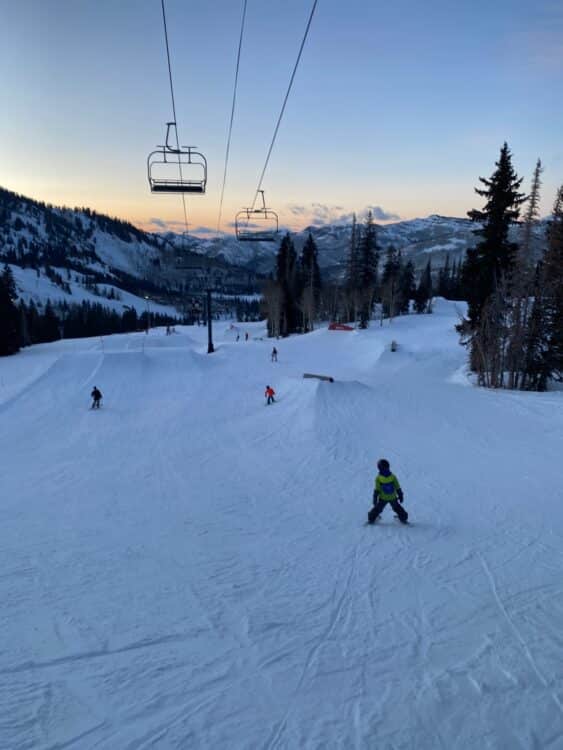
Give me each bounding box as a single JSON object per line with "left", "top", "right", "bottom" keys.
{"left": 160, "top": 0, "right": 189, "bottom": 234}
{"left": 217, "top": 0, "right": 248, "bottom": 235}
{"left": 250, "top": 0, "right": 319, "bottom": 210}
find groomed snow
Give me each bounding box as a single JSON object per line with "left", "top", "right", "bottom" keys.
{"left": 1, "top": 300, "right": 563, "bottom": 749}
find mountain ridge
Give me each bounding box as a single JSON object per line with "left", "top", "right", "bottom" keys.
{"left": 1, "top": 186, "right": 548, "bottom": 299}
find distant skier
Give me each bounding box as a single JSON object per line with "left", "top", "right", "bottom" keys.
{"left": 245, "top": 332, "right": 249, "bottom": 341}
{"left": 91, "top": 386, "right": 102, "bottom": 410}
{"left": 265, "top": 385, "right": 275, "bottom": 405}
{"left": 271, "top": 347, "right": 278, "bottom": 362}
{"left": 367, "top": 459, "right": 408, "bottom": 524}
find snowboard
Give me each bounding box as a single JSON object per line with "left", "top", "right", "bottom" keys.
{"left": 364, "top": 516, "right": 409, "bottom": 526}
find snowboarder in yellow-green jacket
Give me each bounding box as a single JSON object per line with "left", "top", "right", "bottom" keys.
{"left": 367, "top": 459, "right": 409, "bottom": 524}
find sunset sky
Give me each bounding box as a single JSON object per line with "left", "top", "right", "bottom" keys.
{"left": 1, "top": 0, "right": 562, "bottom": 235}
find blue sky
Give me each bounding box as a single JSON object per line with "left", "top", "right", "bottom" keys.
{"left": 1, "top": 0, "right": 561, "bottom": 234}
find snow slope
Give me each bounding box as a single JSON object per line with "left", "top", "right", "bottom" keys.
{"left": 8, "top": 264, "right": 179, "bottom": 318}
{"left": 1, "top": 302, "right": 563, "bottom": 749}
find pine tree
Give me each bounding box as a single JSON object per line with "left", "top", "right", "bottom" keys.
{"left": 300, "top": 233, "right": 322, "bottom": 332}
{"left": 449, "top": 259, "right": 462, "bottom": 299}
{"left": 357, "top": 211, "right": 379, "bottom": 328}
{"left": 464, "top": 142, "right": 527, "bottom": 327}
{"left": 18, "top": 300, "right": 31, "bottom": 347}
{"left": 380, "top": 246, "right": 401, "bottom": 319}
{"left": 345, "top": 214, "right": 359, "bottom": 323}
{"left": 0, "top": 273, "right": 20, "bottom": 356}
{"left": 275, "top": 233, "right": 299, "bottom": 336}
{"left": 520, "top": 159, "right": 542, "bottom": 258}
{"left": 397, "top": 260, "right": 416, "bottom": 314}
{"left": 2, "top": 263, "right": 17, "bottom": 300}
{"left": 507, "top": 159, "right": 543, "bottom": 388}
{"left": 414, "top": 259, "right": 433, "bottom": 314}
{"left": 538, "top": 185, "right": 563, "bottom": 383}
{"left": 437, "top": 255, "right": 451, "bottom": 297}
{"left": 521, "top": 265, "right": 549, "bottom": 390}
{"left": 26, "top": 300, "right": 41, "bottom": 343}
{"left": 40, "top": 301, "right": 61, "bottom": 343}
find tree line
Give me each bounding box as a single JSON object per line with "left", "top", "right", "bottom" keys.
{"left": 0, "top": 264, "right": 180, "bottom": 355}
{"left": 261, "top": 213, "right": 462, "bottom": 337}
{"left": 458, "top": 144, "right": 562, "bottom": 391}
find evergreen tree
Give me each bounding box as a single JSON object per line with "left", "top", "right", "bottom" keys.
{"left": 344, "top": 214, "right": 359, "bottom": 323}
{"left": 437, "top": 255, "right": 451, "bottom": 297}
{"left": 1, "top": 263, "right": 17, "bottom": 300}
{"left": 299, "top": 233, "right": 322, "bottom": 332}
{"left": 414, "top": 259, "right": 433, "bottom": 314}
{"left": 449, "top": 259, "right": 462, "bottom": 299}
{"left": 538, "top": 185, "right": 563, "bottom": 383}
{"left": 357, "top": 211, "right": 379, "bottom": 328}
{"left": 397, "top": 260, "right": 416, "bottom": 314}
{"left": 520, "top": 159, "right": 542, "bottom": 258}
{"left": 26, "top": 300, "right": 41, "bottom": 343}
{"left": 380, "top": 246, "right": 401, "bottom": 318}
{"left": 0, "top": 273, "right": 20, "bottom": 356}
{"left": 463, "top": 142, "right": 527, "bottom": 327}
{"left": 275, "top": 233, "right": 299, "bottom": 336}
{"left": 18, "top": 300, "right": 31, "bottom": 347}
{"left": 507, "top": 159, "right": 543, "bottom": 389}
{"left": 521, "top": 264, "right": 549, "bottom": 390}
{"left": 40, "top": 301, "right": 61, "bottom": 342}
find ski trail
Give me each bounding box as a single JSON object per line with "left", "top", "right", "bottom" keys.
{"left": 478, "top": 551, "right": 563, "bottom": 718}
{"left": 262, "top": 540, "right": 362, "bottom": 750}
{"left": 42, "top": 720, "right": 109, "bottom": 750}
{"left": 0, "top": 633, "right": 195, "bottom": 676}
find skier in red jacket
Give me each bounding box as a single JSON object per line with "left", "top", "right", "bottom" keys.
{"left": 265, "top": 386, "right": 275, "bottom": 405}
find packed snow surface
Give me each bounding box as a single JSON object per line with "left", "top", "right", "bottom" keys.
{"left": 1, "top": 300, "right": 563, "bottom": 749}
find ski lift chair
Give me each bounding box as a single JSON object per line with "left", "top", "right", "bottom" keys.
{"left": 148, "top": 122, "right": 207, "bottom": 194}
{"left": 235, "top": 190, "right": 279, "bottom": 242}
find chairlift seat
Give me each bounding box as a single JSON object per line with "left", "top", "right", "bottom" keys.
{"left": 151, "top": 181, "right": 206, "bottom": 194}
{"left": 235, "top": 192, "right": 279, "bottom": 242}
{"left": 147, "top": 123, "right": 207, "bottom": 195}
{"left": 236, "top": 230, "right": 278, "bottom": 242}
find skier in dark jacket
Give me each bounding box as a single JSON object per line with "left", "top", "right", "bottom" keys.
{"left": 367, "top": 459, "right": 408, "bottom": 524}
{"left": 91, "top": 386, "right": 102, "bottom": 409}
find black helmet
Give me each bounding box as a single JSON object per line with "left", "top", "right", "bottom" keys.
{"left": 377, "top": 458, "right": 390, "bottom": 472}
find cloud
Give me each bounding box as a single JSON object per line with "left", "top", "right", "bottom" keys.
{"left": 148, "top": 217, "right": 167, "bottom": 229}
{"left": 191, "top": 226, "right": 216, "bottom": 235}
{"left": 285, "top": 203, "right": 400, "bottom": 227}
{"left": 286, "top": 203, "right": 347, "bottom": 225}
{"left": 147, "top": 218, "right": 188, "bottom": 232}
{"left": 364, "top": 205, "right": 401, "bottom": 221}
{"left": 226, "top": 220, "right": 268, "bottom": 229}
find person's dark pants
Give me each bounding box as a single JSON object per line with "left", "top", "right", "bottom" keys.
{"left": 92, "top": 399, "right": 101, "bottom": 409}
{"left": 368, "top": 498, "right": 408, "bottom": 524}
{"left": 267, "top": 395, "right": 274, "bottom": 405}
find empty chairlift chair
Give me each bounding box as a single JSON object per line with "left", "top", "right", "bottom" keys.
{"left": 148, "top": 122, "right": 207, "bottom": 194}
{"left": 235, "top": 190, "right": 279, "bottom": 242}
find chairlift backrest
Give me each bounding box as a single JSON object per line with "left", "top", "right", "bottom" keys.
{"left": 148, "top": 122, "right": 207, "bottom": 194}
{"left": 235, "top": 191, "right": 279, "bottom": 242}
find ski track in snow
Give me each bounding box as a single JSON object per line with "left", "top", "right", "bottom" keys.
{"left": 1, "top": 300, "right": 563, "bottom": 749}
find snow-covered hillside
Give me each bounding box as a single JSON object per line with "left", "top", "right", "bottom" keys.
{"left": 0, "top": 186, "right": 160, "bottom": 278}
{"left": 172, "top": 214, "right": 549, "bottom": 280}
{"left": 1, "top": 301, "right": 562, "bottom": 749}
{"left": 8, "top": 263, "right": 179, "bottom": 319}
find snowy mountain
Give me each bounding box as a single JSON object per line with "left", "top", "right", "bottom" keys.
{"left": 192, "top": 214, "right": 549, "bottom": 279}
{"left": 2, "top": 301, "right": 562, "bottom": 748}
{"left": 0, "top": 186, "right": 261, "bottom": 314}
{"left": 1, "top": 187, "right": 549, "bottom": 306}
